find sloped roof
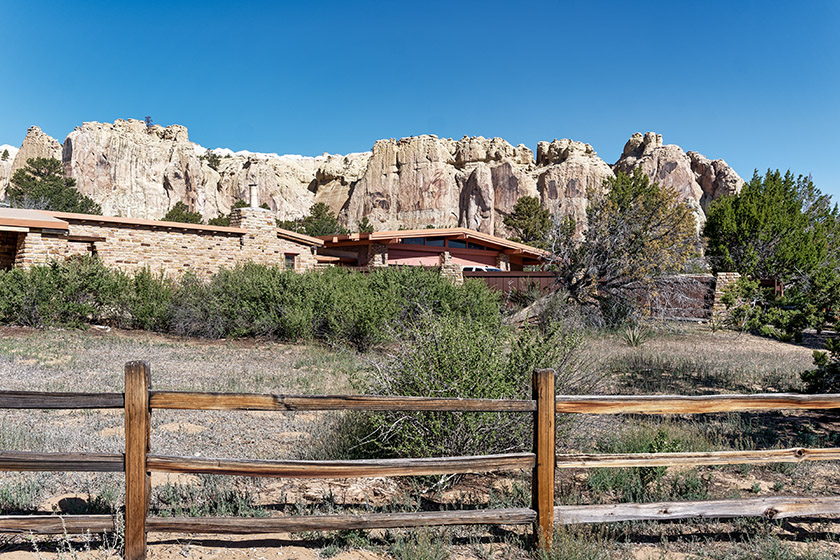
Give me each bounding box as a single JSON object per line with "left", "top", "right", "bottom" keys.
{"left": 0, "top": 208, "right": 70, "bottom": 231}
{"left": 276, "top": 228, "right": 324, "bottom": 247}
{"left": 320, "top": 227, "right": 549, "bottom": 259}
{"left": 48, "top": 211, "right": 247, "bottom": 234}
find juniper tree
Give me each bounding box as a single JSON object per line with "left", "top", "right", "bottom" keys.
{"left": 8, "top": 157, "right": 101, "bottom": 214}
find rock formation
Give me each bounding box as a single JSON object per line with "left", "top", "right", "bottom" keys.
{"left": 3, "top": 121, "right": 744, "bottom": 239}
{"left": 0, "top": 144, "right": 18, "bottom": 196}
{"left": 61, "top": 119, "right": 370, "bottom": 221}
{"left": 535, "top": 139, "right": 614, "bottom": 232}
{"left": 612, "top": 132, "right": 744, "bottom": 228}
{"left": 9, "top": 126, "right": 62, "bottom": 180}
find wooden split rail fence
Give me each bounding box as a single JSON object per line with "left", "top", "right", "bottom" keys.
{"left": 1, "top": 364, "right": 840, "bottom": 559}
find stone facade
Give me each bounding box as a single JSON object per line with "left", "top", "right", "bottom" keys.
{"left": 3, "top": 209, "right": 321, "bottom": 277}
{"left": 713, "top": 272, "right": 741, "bottom": 316}
{"left": 360, "top": 243, "right": 388, "bottom": 268}
{"left": 439, "top": 251, "right": 464, "bottom": 285}
{"left": 495, "top": 253, "right": 510, "bottom": 272}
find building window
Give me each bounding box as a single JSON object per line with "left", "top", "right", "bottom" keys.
{"left": 402, "top": 237, "right": 425, "bottom": 245}
{"left": 425, "top": 237, "right": 445, "bottom": 247}
{"left": 448, "top": 239, "right": 467, "bottom": 249}
{"left": 468, "top": 242, "right": 486, "bottom": 250}
{"left": 285, "top": 253, "right": 296, "bottom": 271}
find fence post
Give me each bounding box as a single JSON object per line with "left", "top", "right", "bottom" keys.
{"left": 125, "top": 361, "right": 151, "bottom": 560}
{"left": 532, "top": 368, "right": 555, "bottom": 550}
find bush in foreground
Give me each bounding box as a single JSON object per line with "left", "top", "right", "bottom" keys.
{"left": 333, "top": 315, "right": 588, "bottom": 460}
{"left": 0, "top": 258, "right": 501, "bottom": 351}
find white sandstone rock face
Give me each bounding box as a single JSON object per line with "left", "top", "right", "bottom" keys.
{"left": 612, "top": 132, "right": 744, "bottom": 229}
{"left": 687, "top": 151, "right": 745, "bottom": 211}
{"left": 535, "top": 139, "right": 615, "bottom": 232}
{"left": 0, "top": 144, "right": 19, "bottom": 196}
{"left": 9, "top": 126, "right": 62, "bottom": 183}
{"left": 61, "top": 119, "right": 370, "bottom": 221}
{"left": 5, "top": 120, "right": 744, "bottom": 240}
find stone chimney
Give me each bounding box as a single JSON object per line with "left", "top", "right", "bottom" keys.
{"left": 230, "top": 186, "right": 278, "bottom": 265}
{"left": 249, "top": 183, "right": 259, "bottom": 209}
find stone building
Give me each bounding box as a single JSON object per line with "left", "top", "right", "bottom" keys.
{"left": 0, "top": 207, "right": 323, "bottom": 276}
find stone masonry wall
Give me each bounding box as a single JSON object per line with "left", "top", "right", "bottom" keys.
{"left": 230, "top": 207, "right": 318, "bottom": 272}
{"left": 713, "top": 272, "right": 741, "bottom": 316}
{"left": 12, "top": 210, "right": 318, "bottom": 276}
{"left": 62, "top": 222, "right": 242, "bottom": 276}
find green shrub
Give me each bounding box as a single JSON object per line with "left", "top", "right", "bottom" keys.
{"left": 339, "top": 316, "right": 586, "bottom": 459}
{"left": 587, "top": 423, "right": 713, "bottom": 503}
{"left": 118, "top": 268, "right": 175, "bottom": 331}
{"left": 0, "top": 257, "right": 124, "bottom": 328}
{"left": 0, "top": 260, "right": 502, "bottom": 351}
{"left": 152, "top": 475, "right": 266, "bottom": 517}
{"left": 801, "top": 337, "right": 840, "bottom": 393}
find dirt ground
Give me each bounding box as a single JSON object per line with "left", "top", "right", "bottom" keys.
{"left": 0, "top": 325, "right": 838, "bottom": 559}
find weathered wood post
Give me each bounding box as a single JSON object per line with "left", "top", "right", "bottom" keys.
{"left": 532, "top": 368, "right": 555, "bottom": 550}
{"left": 125, "top": 361, "right": 151, "bottom": 560}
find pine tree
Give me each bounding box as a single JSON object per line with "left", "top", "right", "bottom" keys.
{"left": 163, "top": 202, "right": 203, "bottom": 224}
{"left": 8, "top": 157, "right": 101, "bottom": 214}
{"left": 503, "top": 196, "right": 551, "bottom": 248}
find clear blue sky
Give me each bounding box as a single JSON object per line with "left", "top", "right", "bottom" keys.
{"left": 2, "top": 1, "right": 838, "bottom": 196}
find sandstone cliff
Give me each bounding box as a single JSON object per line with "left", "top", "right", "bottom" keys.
{"left": 612, "top": 132, "right": 744, "bottom": 225}
{"left": 0, "top": 144, "right": 18, "bottom": 196}
{"left": 6, "top": 126, "right": 62, "bottom": 194}
{"left": 2, "top": 121, "right": 743, "bottom": 237}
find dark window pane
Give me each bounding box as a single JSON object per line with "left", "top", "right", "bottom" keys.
{"left": 425, "top": 237, "right": 445, "bottom": 247}
{"left": 468, "top": 242, "right": 485, "bottom": 250}
{"left": 448, "top": 239, "right": 467, "bottom": 249}
{"left": 403, "top": 237, "right": 425, "bottom": 245}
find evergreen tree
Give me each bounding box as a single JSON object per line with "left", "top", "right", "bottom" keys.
{"left": 8, "top": 157, "right": 101, "bottom": 214}
{"left": 704, "top": 170, "right": 838, "bottom": 280}
{"left": 1, "top": 149, "right": 9, "bottom": 161}
{"left": 503, "top": 196, "right": 551, "bottom": 248}
{"left": 278, "top": 202, "right": 348, "bottom": 237}
{"left": 704, "top": 170, "right": 840, "bottom": 338}
{"left": 357, "top": 216, "right": 375, "bottom": 233}
{"left": 548, "top": 169, "right": 698, "bottom": 310}
{"left": 163, "top": 202, "right": 203, "bottom": 224}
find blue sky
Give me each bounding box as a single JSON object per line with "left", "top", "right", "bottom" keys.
{"left": 1, "top": 1, "right": 838, "bottom": 196}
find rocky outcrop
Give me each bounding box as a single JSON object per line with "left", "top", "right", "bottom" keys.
{"left": 0, "top": 144, "right": 19, "bottom": 196}
{"left": 535, "top": 139, "right": 614, "bottom": 232}
{"left": 612, "top": 132, "right": 744, "bottom": 228}
{"left": 61, "top": 119, "right": 370, "bottom": 221}
{"left": 688, "top": 151, "right": 745, "bottom": 211}
{"left": 6, "top": 120, "right": 744, "bottom": 238}
{"left": 613, "top": 132, "right": 703, "bottom": 202}
{"left": 10, "top": 126, "right": 62, "bottom": 180}
{"left": 342, "top": 135, "right": 540, "bottom": 235}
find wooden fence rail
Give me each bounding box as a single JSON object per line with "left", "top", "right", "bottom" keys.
{"left": 2, "top": 363, "right": 840, "bottom": 559}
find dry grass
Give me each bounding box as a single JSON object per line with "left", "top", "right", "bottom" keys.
{"left": 0, "top": 325, "right": 838, "bottom": 559}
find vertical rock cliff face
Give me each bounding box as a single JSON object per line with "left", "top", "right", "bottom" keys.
{"left": 61, "top": 119, "right": 370, "bottom": 221}
{"left": 63, "top": 120, "right": 210, "bottom": 218}
{"left": 3, "top": 120, "right": 743, "bottom": 238}
{"left": 0, "top": 145, "right": 19, "bottom": 197}
{"left": 612, "top": 132, "right": 744, "bottom": 226}
{"left": 9, "top": 126, "right": 62, "bottom": 182}
{"left": 535, "top": 139, "right": 615, "bottom": 233}
{"left": 341, "top": 135, "right": 540, "bottom": 235}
